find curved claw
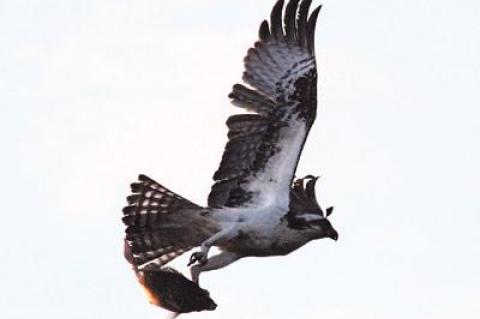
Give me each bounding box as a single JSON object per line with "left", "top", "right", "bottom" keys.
{"left": 187, "top": 251, "right": 208, "bottom": 267}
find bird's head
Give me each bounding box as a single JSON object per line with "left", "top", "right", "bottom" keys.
{"left": 287, "top": 175, "right": 338, "bottom": 241}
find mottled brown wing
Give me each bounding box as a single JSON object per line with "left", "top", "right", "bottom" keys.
{"left": 208, "top": 0, "right": 321, "bottom": 210}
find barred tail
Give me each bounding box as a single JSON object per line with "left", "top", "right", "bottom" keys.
{"left": 122, "top": 174, "right": 218, "bottom": 267}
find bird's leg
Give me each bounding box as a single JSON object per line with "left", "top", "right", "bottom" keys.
{"left": 187, "top": 225, "right": 239, "bottom": 267}
{"left": 190, "top": 251, "right": 241, "bottom": 284}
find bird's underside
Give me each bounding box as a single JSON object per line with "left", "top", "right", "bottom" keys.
{"left": 122, "top": 0, "right": 338, "bottom": 315}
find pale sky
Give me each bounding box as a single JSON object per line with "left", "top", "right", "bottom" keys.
{"left": 1, "top": 0, "right": 479, "bottom": 318}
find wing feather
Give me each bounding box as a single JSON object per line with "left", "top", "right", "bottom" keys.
{"left": 297, "top": 0, "right": 313, "bottom": 47}
{"left": 209, "top": 0, "right": 321, "bottom": 209}
{"left": 270, "top": 0, "right": 285, "bottom": 39}
{"left": 229, "top": 84, "right": 276, "bottom": 116}
{"left": 307, "top": 5, "right": 322, "bottom": 54}
{"left": 284, "top": 0, "right": 301, "bottom": 42}
{"left": 259, "top": 20, "right": 271, "bottom": 41}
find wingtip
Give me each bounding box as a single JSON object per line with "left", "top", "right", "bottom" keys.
{"left": 270, "top": 0, "right": 285, "bottom": 39}
{"left": 284, "top": 0, "right": 301, "bottom": 42}
{"left": 312, "top": 4, "right": 323, "bottom": 15}
{"left": 261, "top": 0, "right": 323, "bottom": 50}
{"left": 297, "top": 0, "right": 314, "bottom": 47}
{"left": 306, "top": 4, "right": 322, "bottom": 54}
{"left": 258, "top": 20, "right": 270, "bottom": 41}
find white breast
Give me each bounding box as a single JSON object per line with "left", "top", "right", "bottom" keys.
{"left": 212, "top": 205, "right": 309, "bottom": 257}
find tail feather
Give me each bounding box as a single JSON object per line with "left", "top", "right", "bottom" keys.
{"left": 122, "top": 174, "right": 218, "bottom": 267}
{"left": 122, "top": 174, "right": 199, "bottom": 229}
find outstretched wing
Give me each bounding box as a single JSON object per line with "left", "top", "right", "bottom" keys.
{"left": 208, "top": 0, "right": 321, "bottom": 209}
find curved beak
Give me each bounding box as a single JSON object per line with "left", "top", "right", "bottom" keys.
{"left": 329, "top": 230, "right": 338, "bottom": 241}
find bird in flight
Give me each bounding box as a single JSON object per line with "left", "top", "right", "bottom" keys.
{"left": 122, "top": 0, "right": 337, "bottom": 314}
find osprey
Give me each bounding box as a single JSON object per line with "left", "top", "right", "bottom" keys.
{"left": 122, "top": 0, "right": 337, "bottom": 313}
